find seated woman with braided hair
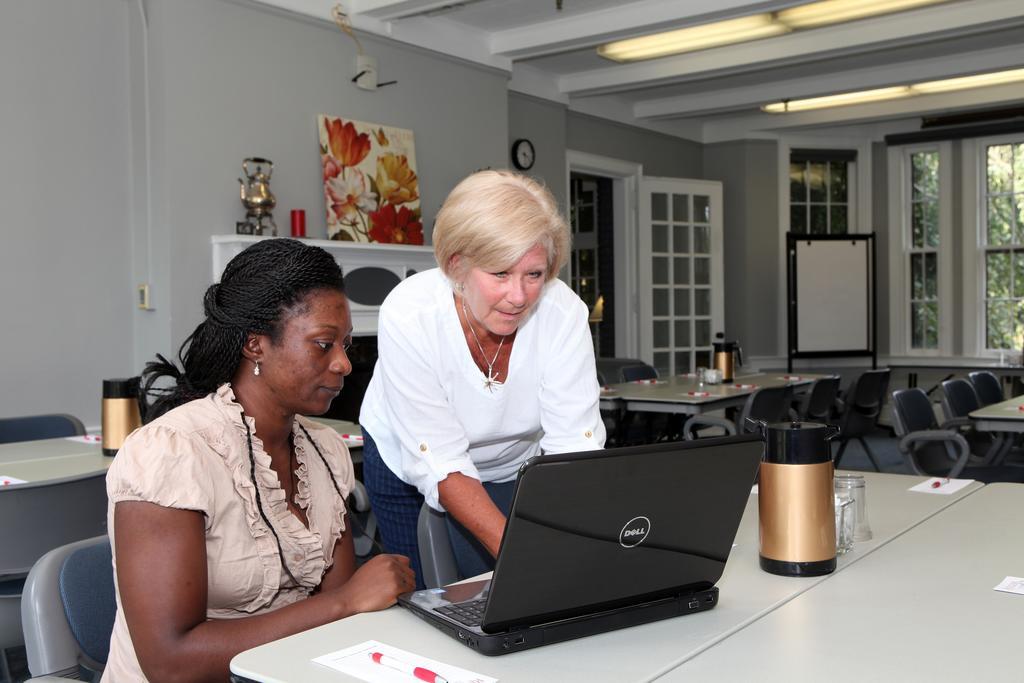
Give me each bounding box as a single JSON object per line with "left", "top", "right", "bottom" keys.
{"left": 103, "top": 239, "right": 413, "bottom": 682}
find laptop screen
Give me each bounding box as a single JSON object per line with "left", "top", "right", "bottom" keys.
{"left": 482, "top": 434, "right": 762, "bottom": 631}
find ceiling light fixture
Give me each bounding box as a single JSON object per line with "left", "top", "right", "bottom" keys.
{"left": 596, "top": 0, "right": 950, "bottom": 63}
{"left": 598, "top": 14, "right": 787, "bottom": 62}
{"left": 776, "top": 0, "right": 949, "bottom": 29}
{"left": 763, "top": 67, "right": 1024, "bottom": 113}
{"left": 763, "top": 87, "right": 912, "bottom": 113}
{"left": 911, "top": 68, "right": 1024, "bottom": 94}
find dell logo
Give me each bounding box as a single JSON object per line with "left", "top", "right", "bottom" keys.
{"left": 619, "top": 516, "right": 651, "bottom": 548}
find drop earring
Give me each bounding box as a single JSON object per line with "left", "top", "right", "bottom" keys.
{"left": 253, "top": 360, "right": 261, "bottom": 377}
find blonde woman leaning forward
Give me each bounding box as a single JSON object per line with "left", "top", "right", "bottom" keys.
{"left": 360, "top": 170, "right": 606, "bottom": 587}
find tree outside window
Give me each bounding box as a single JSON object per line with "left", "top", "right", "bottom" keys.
{"left": 909, "top": 151, "right": 939, "bottom": 350}
{"left": 983, "top": 142, "right": 1024, "bottom": 351}
{"left": 790, "top": 151, "right": 851, "bottom": 235}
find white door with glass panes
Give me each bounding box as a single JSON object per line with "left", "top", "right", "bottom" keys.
{"left": 638, "top": 178, "right": 724, "bottom": 377}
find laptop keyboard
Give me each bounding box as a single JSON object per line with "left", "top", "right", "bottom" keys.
{"left": 434, "top": 599, "right": 487, "bottom": 627}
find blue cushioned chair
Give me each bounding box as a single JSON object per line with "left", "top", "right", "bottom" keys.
{"left": 21, "top": 536, "right": 114, "bottom": 680}
{"left": 0, "top": 415, "right": 85, "bottom": 444}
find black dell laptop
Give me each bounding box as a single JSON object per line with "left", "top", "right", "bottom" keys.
{"left": 398, "top": 434, "right": 762, "bottom": 655}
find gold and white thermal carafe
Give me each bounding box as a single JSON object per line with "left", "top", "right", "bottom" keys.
{"left": 755, "top": 420, "right": 839, "bottom": 577}
{"left": 712, "top": 334, "right": 742, "bottom": 383}
{"left": 102, "top": 377, "right": 142, "bottom": 456}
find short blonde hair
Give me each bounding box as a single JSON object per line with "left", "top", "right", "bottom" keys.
{"left": 433, "top": 170, "right": 569, "bottom": 282}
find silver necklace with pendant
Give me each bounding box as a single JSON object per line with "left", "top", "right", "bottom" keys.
{"left": 462, "top": 296, "right": 507, "bottom": 392}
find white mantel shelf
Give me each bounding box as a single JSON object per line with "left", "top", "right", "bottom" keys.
{"left": 211, "top": 235, "right": 437, "bottom": 336}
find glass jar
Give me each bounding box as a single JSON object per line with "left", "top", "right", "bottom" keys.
{"left": 834, "top": 473, "right": 872, "bottom": 541}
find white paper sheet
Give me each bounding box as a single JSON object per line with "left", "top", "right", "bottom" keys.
{"left": 65, "top": 434, "right": 102, "bottom": 443}
{"left": 993, "top": 576, "right": 1024, "bottom": 595}
{"left": 0, "top": 475, "right": 29, "bottom": 486}
{"left": 907, "top": 477, "right": 973, "bottom": 495}
{"left": 313, "top": 640, "right": 497, "bottom": 683}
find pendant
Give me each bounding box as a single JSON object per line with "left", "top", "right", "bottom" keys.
{"left": 483, "top": 369, "right": 503, "bottom": 393}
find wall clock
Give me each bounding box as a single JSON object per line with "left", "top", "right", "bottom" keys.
{"left": 511, "top": 138, "right": 535, "bottom": 171}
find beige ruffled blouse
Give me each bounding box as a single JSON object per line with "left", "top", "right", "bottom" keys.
{"left": 102, "top": 384, "right": 355, "bottom": 682}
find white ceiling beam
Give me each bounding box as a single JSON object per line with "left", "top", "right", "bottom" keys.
{"left": 635, "top": 43, "right": 1024, "bottom": 119}
{"left": 560, "top": 0, "right": 1024, "bottom": 96}
{"left": 346, "top": 0, "right": 469, "bottom": 21}
{"left": 489, "top": 0, "right": 797, "bottom": 60}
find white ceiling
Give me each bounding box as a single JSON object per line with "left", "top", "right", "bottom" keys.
{"left": 258, "top": 0, "right": 1024, "bottom": 141}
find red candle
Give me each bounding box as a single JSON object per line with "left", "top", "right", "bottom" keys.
{"left": 290, "top": 209, "right": 306, "bottom": 238}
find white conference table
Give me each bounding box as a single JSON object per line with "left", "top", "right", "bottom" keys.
{"left": 0, "top": 417, "right": 362, "bottom": 485}
{"left": 969, "top": 394, "right": 1024, "bottom": 433}
{"left": 665, "top": 482, "right": 1021, "bottom": 682}
{"left": 230, "top": 470, "right": 982, "bottom": 683}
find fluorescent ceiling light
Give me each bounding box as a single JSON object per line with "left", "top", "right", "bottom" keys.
{"left": 911, "top": 68, "right": 1024, "bottom": 93}
{"left": 597, "top": 0, "right": 951, "bottom": 63}
{"left": 765, "top": 66, "right": 1024, "bottom": 113}
{"left": 763, "top": 67, "right": 1024, "bottom": 113}
{"left": 597, "top": 14, "right": 788, "bottom": 62}
{"left": 777, "top": 0, "right": 949, "bottom": 29}
{"left": 763, "top": 87, "right": 911, "bottom": 113}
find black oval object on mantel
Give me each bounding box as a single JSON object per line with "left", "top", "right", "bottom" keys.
{"left": 344, "top": 267, "right": 403, "bottom": 306}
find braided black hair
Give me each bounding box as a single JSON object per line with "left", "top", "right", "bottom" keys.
{"left": 141, "top": 238, "right": 346, "bottom": 421}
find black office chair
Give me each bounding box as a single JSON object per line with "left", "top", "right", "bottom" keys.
{"left": 968, "top": 371, "right": 1004, "bottom": 407}
{"left": 593, "top": 358, "right": 647, "bottom": 448}
{"left": 620, "top": 363, "right": 658, "bottom": 383}
{"left": 832, "top": 369, "right": 890, "bottom": 471}
{"left": 596, "top": 357, "right": 652, "bottom": 386}
{"left": 891, "top": 388, "right": 1024, "bottom": 482}
{"left": 941, "top": 378, "right": 1009, "bottom": 464}
{"left": 683, "top": 385, "right": 795, "bottom": 439}
{"left": 21, "top": 536, "right": 115, "bottom": 680}
{"left": 796, "top": 375, "right": 841, "bottom": 423}
{"left": 613, "top": 361, "right": 668, "bottom": 444}
{"left": 0, "top": 414, "right": 85, "bottom": 444}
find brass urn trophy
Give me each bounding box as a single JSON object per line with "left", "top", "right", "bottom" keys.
{"left": 237, "top": 157, "right": 277, "bottom": 236}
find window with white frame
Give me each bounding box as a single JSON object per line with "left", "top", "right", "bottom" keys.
{"left": 982, "top": 139, "right": 1024, "bottom": 352}
{"left": 789, "top": 149, "right": 855, "bottom": 234}
{"left": 888, "top": 141, "right": 951, "bottom": 357}
{"left": 908, "top": 150, "right": 940, "bottom": 350}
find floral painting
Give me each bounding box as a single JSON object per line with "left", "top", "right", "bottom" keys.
{"left": 318, "top": 114, "right": 423, "bottom": 244}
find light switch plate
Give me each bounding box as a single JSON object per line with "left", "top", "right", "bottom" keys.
{"left": 137, "top": 283, "right": 151, "bottom": 310}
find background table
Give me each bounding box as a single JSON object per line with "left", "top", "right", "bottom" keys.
{"left": 0, "top": 437, "right": 110, "bottom": 484}
{"left": 664, "top": 482, "right": 1019, "bottom": 682}
{"left": 969, "top": 394, "right": 1024, "bottom": 433}
{"left": 230, "top": 470, "right": 982, "bottom": 683}
{"left": 601, "top": 372, "right": 828, "bottom": 416}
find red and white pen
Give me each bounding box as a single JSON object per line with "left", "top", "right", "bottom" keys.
{"left": 341, "top": 433, "right": 364, "bottom": 441}
{"left": 369, "top": 652, "right": 448, "bottom": 683}
{"left": 931, "top": 477, "right": 950, "bottom": 488}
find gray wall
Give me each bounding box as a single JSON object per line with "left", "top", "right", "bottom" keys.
{"left": 567, "top": 112, "right": 703, "bottom": 179}
{"left": 150, "top": 0, "right": 509, "bottom": 356}
{"left": 703, "top": 140, "right": 780, "bottom": 358}
{"left": 508, "top": 93, "right": 568, "bottom": 210}
{"left": 1, "top": 1, "right": 136, "bottom": 421}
